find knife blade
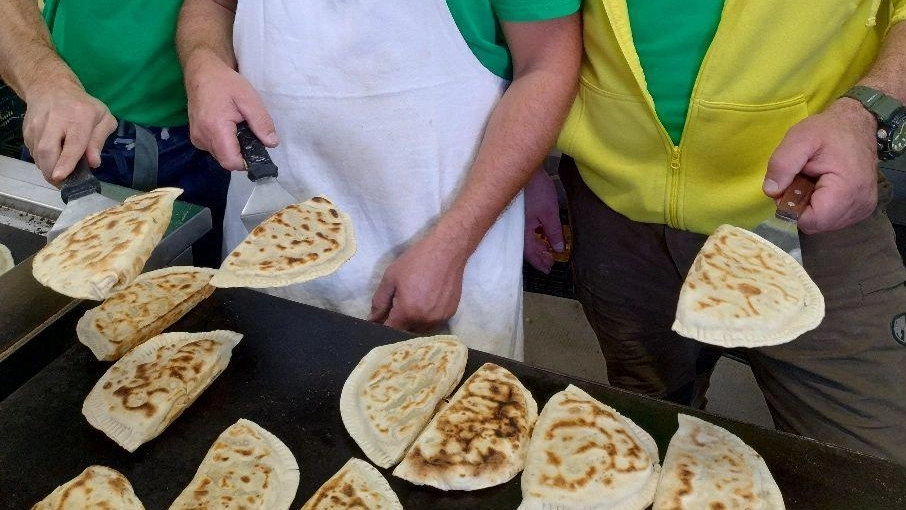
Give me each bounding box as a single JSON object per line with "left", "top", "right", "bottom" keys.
{"left": 751, "top": 174, "right": 816, "bottom": 265}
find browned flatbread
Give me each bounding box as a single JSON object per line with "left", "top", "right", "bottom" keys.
{"left": 211, "top": 196, "right": 355, "bottom": 288}
{"left": 77, "top": 266, "right": 216, "bottom": 361}
{"left": 33, "top": 187, "right": 181, "bottom": 300}
{"left": 0, "top": 242, "right": 12, "bottom": 275}
{"left": 340, "top": 335, "right": 468, "bottom": 468}
{"left": 32, "top": 465, "right": 144, "bottom": 509}
{"left": 301, "top": 458, "right": 402, "bottom": 510}
{"left": 673, "top": 224, "right": 824, "bottom": 347}
{"left": 653, "top": 414, "right": 784, "bottom": 509}
{"left": 82, "top": 330, "right": 242, "bottom": 452}
{"left": 169, "top": 419, "right": 299, "bottom": 509}
{"left": 519, "top": 384, "right": 661, "bottom": 509}
{"left": 392, "top": 362, "right": 538, "bottom": 490}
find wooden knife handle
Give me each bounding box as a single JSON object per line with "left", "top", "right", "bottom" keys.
{"left": 776, "top": 174, "right": 816, "bottom": 221}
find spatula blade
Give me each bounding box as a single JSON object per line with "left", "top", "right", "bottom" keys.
{"left": 240, "top": 176, "right": 297, "bottom": 232}
{"left": 46, "top": 159, "right": 120, "bottom": 243}
{"left": 752, "top": 215, "right": 802, "bottom": 264}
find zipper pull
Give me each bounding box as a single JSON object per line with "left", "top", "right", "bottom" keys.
{"left": 670, "top": 147, "right": 681, "bottom": 170}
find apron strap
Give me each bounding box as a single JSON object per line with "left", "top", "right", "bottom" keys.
{"left": 131, "top": 123, "right": 159, "bottom": 192}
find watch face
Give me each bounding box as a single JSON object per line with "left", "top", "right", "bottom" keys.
{"left": 892, "top": 123, "right": 906, "bottom": 153}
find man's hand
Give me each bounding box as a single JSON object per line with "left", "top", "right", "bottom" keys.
{"left": 369, "top": 235, "right": 466, "bottom": 334}
{"left": 764, "top": 99, "right": 879, "bottom": 234}
{"left": 183, "top": 53, "right": 276, "bottom": 170}
{"left": 21, "top": 81, "right": 116, "bottom": 184}
{"left": 524, "top": 167, "right": 564, "bottom": 274}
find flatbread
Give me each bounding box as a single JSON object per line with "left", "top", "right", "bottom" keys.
{"left": 169, "top": 418, "right": 300, "bottom": 510}
{"left": 211, "top": 196, "right": 355, "bottom": 288}
{"left": 653, "top": 414, "right": 784, "bottom": 510}
{"left": 672, "top": 224, "right": 824, "bottom": 347}
{"left": 392, "top": 362, "right": 538, "bottom": 490}
{"left": 341, "top": 335, "right": 468, "bottom": 468}
{"left": 33, "top": 187, "right": 182, "bottom": 300}
{"left": 0, "top": 242, "right": 13, "bottom": 275}
{"left": 519, "top": 384, "right": 661, "bottom": 510}
{"left": 76, "top": 266, "right": 216, "bottom": 361}
{"left": 32, "top": 465, "right": 144, "bottom": 510}
{"left": 301, "top": 458, "right": 402, "bottom": 510}
{"left": 82, "top": 330, "right": 242, "bottom": 452}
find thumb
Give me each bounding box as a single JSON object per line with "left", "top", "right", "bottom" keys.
{"left": 764, "top": 129, "right": 815, "bottom": 198}
{"left": 369, "top": 278, "right": 395, "bottom": 323}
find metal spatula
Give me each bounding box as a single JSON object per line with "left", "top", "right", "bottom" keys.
{"left": 46, "top": 158, "right": 120, "bottom": 243}
{"left": 751, "top": 174, "right": 816, "bottom": 265}
{"left": 237, "top": 122, "right": 297, "bottom": 231}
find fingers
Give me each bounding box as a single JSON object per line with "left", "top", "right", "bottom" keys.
{"left": 238, "top": 98, "right": 278, "bottom": 147}
{"left": 207, "top": 120, "right": 246, "bottom": 170}
{"left": 369, "top": 278, "right": 395, "bottom": 324}
{"left": 765, "top": 125, "right": 817, "bottom": 197}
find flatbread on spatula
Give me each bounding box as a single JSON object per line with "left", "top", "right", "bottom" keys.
{"left": 211, "top": 196, "right": 355, "bottom": 288}
{"left": 393, "top": 362, "right": 538, "bottom": 491}
{"left": 653, "top": 414, "right": 784, "bottom": 510}
{"left": 82, "top": 330, "right": 242, "bottom": 452}
{"left": 519, "top": 384, "right": 661, "bottom": 510}
{"left": 341, "top": 335, "right": 468, "bottom": 468}
{"left": 77, "top": 266, "right": 216, "bottom": 361}
{"left": 672, "top": 224, "right": 824, "bottom": 347}
{"left": 301, "top": 458, "right": 402, "bottom": 510}
{"left": 31, "top": 465, "right": 144, "bottom": 510}
{"left": 33, "top": 187, "right": 182, "bottom": 300}
{"left": 0, "top": 242, "right": 13, "bottom": 275}
{"left": 169, "top": 418, "right": 300, "bottom": 510}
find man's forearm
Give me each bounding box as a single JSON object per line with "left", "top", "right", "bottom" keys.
{"left": 176, "top": 0, "right": 239, "bottom": 77}
{"left": 857, "top": 22, "right": 906, "bottom": 102}
{"left": 430, "top": 15, "right": 581, "bottom": 261}
{"left": 0, "top": 0, "right": 81, "bottom": 100}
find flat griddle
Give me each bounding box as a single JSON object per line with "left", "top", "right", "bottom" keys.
{"left": 0, "top": 288, "right": 902, "bottom": 509}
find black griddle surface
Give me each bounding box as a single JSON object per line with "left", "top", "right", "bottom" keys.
{"left": 0, "top": 288, "right": 903, "bottom": 509}
{"left": 0, "top": 222, "right": 44, "bottom": 264}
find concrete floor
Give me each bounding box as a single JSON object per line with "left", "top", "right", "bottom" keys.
{"left": 522, "top": 291, "right": 775, "bottom": 429}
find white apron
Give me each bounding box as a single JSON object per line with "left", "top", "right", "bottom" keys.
{"left": 227, "top": 0, "right": 525, "bottom": 359}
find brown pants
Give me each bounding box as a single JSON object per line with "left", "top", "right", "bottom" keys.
{"left": 560, "top": 157, "right": 906, "bottom": 465}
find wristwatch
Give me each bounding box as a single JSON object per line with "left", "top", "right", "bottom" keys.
{"left": 843, "top": 85, "right": 906, "bottom": 160}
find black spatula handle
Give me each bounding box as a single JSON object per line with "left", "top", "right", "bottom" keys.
{"left": 60, "top": 158, "right": 102, "bottom": 204}
{"left": 237, "top": 121, "right": 278, "bottom": 181}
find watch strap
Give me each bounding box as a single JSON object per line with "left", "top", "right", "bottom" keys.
{"left": 844, "top": 85, "right": 902, "bottom": 120}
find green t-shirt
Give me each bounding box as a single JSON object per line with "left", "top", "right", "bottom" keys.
{"left": 43, "top": 0, "right": 187, "bottom": 127}
{"left": 627, "top": 1, "right": 724, "bottom": 145}
{"left": 448, "top": 0, "right": 581, "bottom": 79}
{"left": 41, "top": 0, "right": 579, "bottom": 127}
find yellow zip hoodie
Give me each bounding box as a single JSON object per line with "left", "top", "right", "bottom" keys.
{"left": 558, "top": 0, "right": 906, "bottom": 234}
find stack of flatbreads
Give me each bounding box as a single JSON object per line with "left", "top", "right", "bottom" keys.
{"left": 212, "top": 196, "right": 355, "bottom": 288}
{"left": 32, "top": 187, "right": 182, "bottom": 300}
{"left": 82, "top": 330, "right": 242, "bottom": 452}
{"left": 301, "top": 458, "right": 402, "bottom": 510}
{"left": 340, "top": 335, "right": 468, "bottom": 468}
{"left": 673, "top": 224, "right": 825, "bottom": 347}
{"left": 519, "top": 385, "right": 661, "bottom": 509}
{"left": 393, "top": 362, "right": 538, "bottom": 490}
{"left": 76, "top": 266, "right": 216, "bottom": 361}
{"left": 0, "top": 242, "right": 13, "bottom": 275}
{"left": 31, "top": 465, "right": 144, "bottom": 509}
{"left": 169, "top": 419, "right": 300, "bottom": 509}
{"left": 653, "top": 414, "right": 784, "bottom": 509}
